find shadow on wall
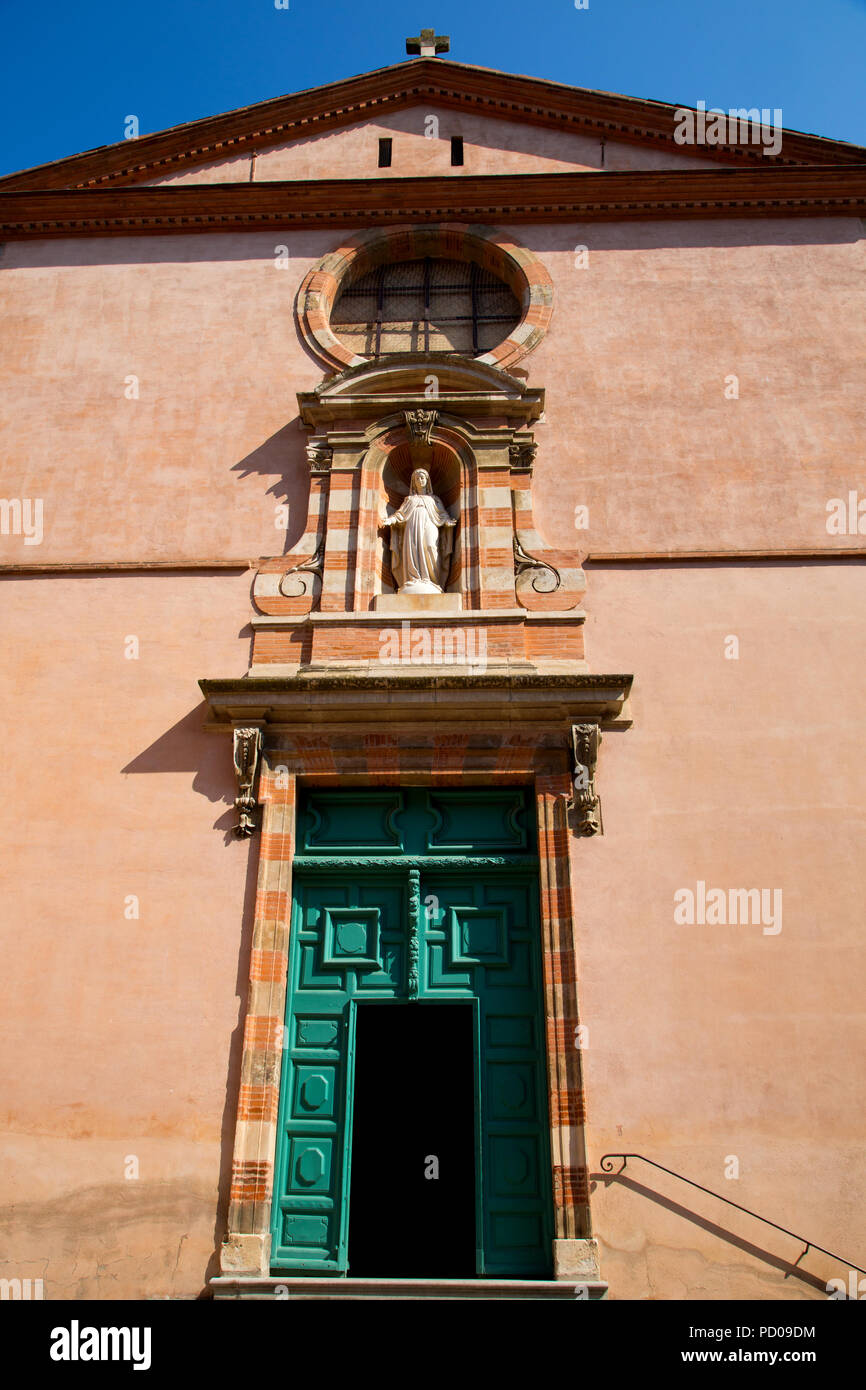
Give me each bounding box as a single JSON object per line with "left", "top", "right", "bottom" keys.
{"left": 0, "top": 229, "right": 337, "bottom": 270}
{"left": 202, "top": 814, "right": 260, "bottom": 1297}
{"left": 2, "top": 220, "right": 858, "bottom": 278}
{"left": 122, "top": 702, "right": 241, "bottom": 840}
{"left": 591, "top": 1169, "right": 832, "bottom": 1296}
{"left": 122, "top": 701, "right": 264, "bottom": 1296}
{"left": 230, "top": 416, "right": 311, "bottom": 556}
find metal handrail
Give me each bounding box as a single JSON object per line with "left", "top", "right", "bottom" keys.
{"left": 599, "top": 1152, "right": 866, "bottom": 1276}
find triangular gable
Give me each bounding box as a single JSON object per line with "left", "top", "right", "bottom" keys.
{"left": 2, "top": 58, "right": 864, "bottom": 191}
{"left": 138, "top": 105, "right": 735, "bottom": 186}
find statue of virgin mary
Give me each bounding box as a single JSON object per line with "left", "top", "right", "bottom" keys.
{"left": 384, "top": 469, "right": 457, "bottom": 594}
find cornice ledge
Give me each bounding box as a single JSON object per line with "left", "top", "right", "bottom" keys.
{"left": 201, "top": 671, "right": 632, "bottom": 692}
{"left": 198, "top": 670, "right": 634, "bottom": 731}
{"left": 4, "top": 169, "right": 866, "bottom": 240}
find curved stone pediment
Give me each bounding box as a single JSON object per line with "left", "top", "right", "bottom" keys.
{"left": 298, "top": 353, "right": 544, "bottom": 428}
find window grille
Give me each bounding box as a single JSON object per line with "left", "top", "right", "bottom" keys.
{"left": 330, "top": 256, "right": 521, "bottom": 356}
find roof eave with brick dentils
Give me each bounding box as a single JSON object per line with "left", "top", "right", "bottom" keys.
{"left": 3, "top": 167, "right": 866, "bottom": 241}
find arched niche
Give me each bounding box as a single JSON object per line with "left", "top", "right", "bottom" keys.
{"left": 354, "top": 421, "right": 478, "bottom": 610}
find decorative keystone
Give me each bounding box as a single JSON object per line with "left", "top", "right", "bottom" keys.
{"left": 404, "top": 409, "right": 439, "bottom": 446}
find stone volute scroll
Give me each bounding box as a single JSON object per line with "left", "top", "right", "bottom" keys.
{"left": 278, "top": 540, "right": 325, "bottom": 600}
{"left": 382, "top": 467, "right": 457, "bottom": 595}
{"left": 514, "top": 534, "right": 561, "bottom": 596}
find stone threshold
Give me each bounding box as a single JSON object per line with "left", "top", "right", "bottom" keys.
{"left": 211, "top": 1276, "right": 608, "bottom": 1300}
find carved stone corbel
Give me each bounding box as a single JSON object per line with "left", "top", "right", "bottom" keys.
{"left": 509, "top": 440, "right": 537, "bottom": 472}
{"left": 570, "top": 723, "right": 602, "bottom": 836}
{"left": 306, "top": 440, "right": 333, "bottom": 474}
{"left": 232, "top": 727, "right": 263, "bottom": 838}
{"left": 404, "top": 409, "right": 439, "bottom": 446}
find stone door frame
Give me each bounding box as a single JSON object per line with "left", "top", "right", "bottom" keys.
{"left": 216, "top": 730, "right": 599, "bottom": 1286}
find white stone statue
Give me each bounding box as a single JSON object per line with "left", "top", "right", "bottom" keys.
{"left": 383, "top": 468, "right": 457, "bottom": 594}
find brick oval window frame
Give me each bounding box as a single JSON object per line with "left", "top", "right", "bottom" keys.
{"left": 297, "top": 224, "right": 554, "bottom": 373}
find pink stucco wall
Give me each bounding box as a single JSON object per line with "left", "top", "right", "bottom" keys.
{"left": 580, "top": 561, "right": 866, "bottom": 1298}
{"left": 1, "top": 217, "right": 863, "bottom": 567}
{"left": 1, "top": 199, "right": 864, "bottom": 1298}
{"left": 2, "top": 561, "right": 862, "bottom": 1298}
{"left": 0, "top": 573, "right": 252, "bottom": 1298}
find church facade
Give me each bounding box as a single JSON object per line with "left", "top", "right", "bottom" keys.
{"left": 1, "top": 38, "right": 865, "bottom": 1300}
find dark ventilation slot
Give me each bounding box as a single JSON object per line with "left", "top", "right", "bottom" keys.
{"left": 451, "top": 136, "right": 465, "bottom": 166}
{"left": 378, "top": 137, "right": 393, "bottom": 168}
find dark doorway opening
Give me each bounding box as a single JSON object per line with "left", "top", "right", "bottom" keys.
{"left": 348, "top": 1003, "right": 476, "bottom": 1277}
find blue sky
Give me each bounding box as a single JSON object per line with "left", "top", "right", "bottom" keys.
{"left": 2, "top": 0, "right": 865, "bottom": 177}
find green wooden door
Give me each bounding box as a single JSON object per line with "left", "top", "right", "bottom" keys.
{"left": 270, "top": 788, "right": 554, "bottom": 1277}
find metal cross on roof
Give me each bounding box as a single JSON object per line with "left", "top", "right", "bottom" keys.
{"left": 406, "top": 28, "right": 450, "bottom": 57}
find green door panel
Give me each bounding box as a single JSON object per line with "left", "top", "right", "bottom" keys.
{"left": 301, "top": 791, "right": 406, "bottom": 854}
{"left": 425, "top": 789, "right": 530, "bottom": 852}
{"left": 272, "top": 876, "right": 406, "bottom": 1271}
{"left": 421, "top": 872, "right": 553, "bottom": 1277}
{"left": 271, "top": 788, "right": 554, "bottom": 1278}
{"left": 295, "top": 786, "right": 532, "bottom": 858}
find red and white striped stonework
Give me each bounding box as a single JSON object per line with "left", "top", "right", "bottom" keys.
{"left": 254, "top": 471, "right": 328, "bottom": 617}
{"left": 319, "top": 466, "right": 358, "bottom": 614}
{"left": 512, "top": 484, "right": 587, "bottom": 613}
{"left": 228, "top": 768, "right": 295, "bottom": 1245}
{"left": 249, "top": 421, "right": 588, "bottom": 672}
{"left": 535, "top": 770, "right": 592, "bottom": 1241}
{"left": 473, "top": 467, "right": 517, "bottom": 610}
{"left": 223, "top": 740, "right": 591, "bottom": 1273}
{"left": 353, "top": 441, "right": 387, "bottom": 611}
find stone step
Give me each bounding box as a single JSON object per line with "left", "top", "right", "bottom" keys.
{"left": 212, "top": 1276, "right": 608, "bottom": 1300}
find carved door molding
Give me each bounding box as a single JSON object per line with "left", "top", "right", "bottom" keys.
{"left": 213, "top": 732, "right": 602, "bottom": 1288}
